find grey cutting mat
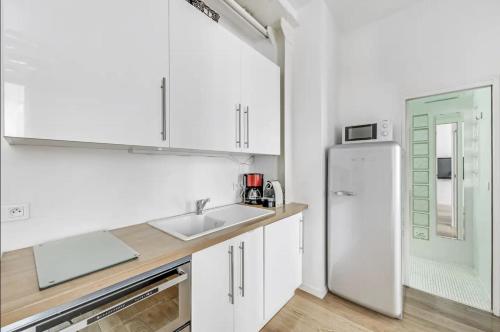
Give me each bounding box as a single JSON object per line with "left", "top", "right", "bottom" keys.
{"left": 33, "top": 230, "right": 139, "bottom": 289}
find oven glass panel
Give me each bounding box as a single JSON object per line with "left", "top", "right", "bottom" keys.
{"left": 46, "top": 265, "right": 191, "bottom": 332}
{"left": 80, "top": 277, "right": 180, "bottom": 331}
{"left": 346, "top": 124, "right": 377, "bottom": 141}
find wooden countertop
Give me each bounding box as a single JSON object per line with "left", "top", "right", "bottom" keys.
{"left": 0, "top": 203, "right": 307, "bottom": 327}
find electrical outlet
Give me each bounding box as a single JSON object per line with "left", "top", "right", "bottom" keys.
{"left": 1, "top": 203, "right": 30, "bottom": 222}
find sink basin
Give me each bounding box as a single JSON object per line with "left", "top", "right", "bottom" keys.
{"left": 148, "top": 204, "right": 274, "bottom": 241}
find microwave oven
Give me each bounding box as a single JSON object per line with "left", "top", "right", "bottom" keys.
{"left": 342, "top": 120, "right": 393, "bottom": 144}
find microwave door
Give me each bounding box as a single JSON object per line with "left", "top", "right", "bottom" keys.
{"left": 345, "top": 124, "right": 377, "bottom": 142}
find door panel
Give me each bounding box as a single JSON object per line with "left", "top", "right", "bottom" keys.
{"left": 264, "top": 214, "right": 301, "bottom": 322}
{"left": 2, "top": 0, "right": 169, "bottom": 146}
{"left": 241, "top": 44, "right": 280, "bottom": 155}
{"left": 192, "top": 239, "right": 234, "bottom": 332}
{"left": 170, "top": 0, "right": 242, "bottom": 152}
{"left": 234, "top": 228, "right": 264, "bottom": 332}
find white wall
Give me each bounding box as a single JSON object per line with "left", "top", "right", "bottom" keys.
{"left": 0, "top": 6, "right": 278, "bottom": 253}
{"left": 292, "top": 0, "right": 337, "bottom": 298}
{"left": 337, "top": 0, "right": 499, "bottom": 292}
{"left": 0, "top": 142, "right": 250, "bottom": 251}
{"left": 337, "top": 0, "right": 500, "bottom": 143}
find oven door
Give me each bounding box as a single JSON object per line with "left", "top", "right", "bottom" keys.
{"left": 38, "top": 262, "right": 191, "bottom": 332}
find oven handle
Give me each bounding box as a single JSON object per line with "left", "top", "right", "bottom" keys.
{"left": 59, "top": 269, "right": 188, "bottom": 332}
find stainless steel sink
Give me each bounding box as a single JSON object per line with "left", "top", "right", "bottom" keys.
{"left": 148, "top": 204, "right": 274, "bottom": 241}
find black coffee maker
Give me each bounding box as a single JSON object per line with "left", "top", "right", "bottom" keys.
{"left": 243, "top": 173, "right": 264, "bottom": 205}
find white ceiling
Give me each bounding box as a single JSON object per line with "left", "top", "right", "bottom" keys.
{"left": 221, "top": 0, "right": 421, "bottom": 32}
{"left": 289, "top": 0, "right": 421, "bottom": 31}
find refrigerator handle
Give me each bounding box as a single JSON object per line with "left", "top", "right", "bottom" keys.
{"left": 332, "top": 191, "right": 356, "bottom": 196}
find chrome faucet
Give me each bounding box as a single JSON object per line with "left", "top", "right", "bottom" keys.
{"left": 195, "top": 198, "right": 210, "bottom": 215}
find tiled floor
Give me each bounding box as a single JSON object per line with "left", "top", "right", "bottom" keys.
{"left": 409, "top": 255, "right": 491, "bottom": 311}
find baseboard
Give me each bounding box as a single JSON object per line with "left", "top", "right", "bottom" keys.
{"left": 299, "top": 283, "right": 328, "bottom": 299}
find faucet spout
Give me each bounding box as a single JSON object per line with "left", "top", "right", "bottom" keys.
{"left": 195, "top": 198, "right": 210, "bottom": 215}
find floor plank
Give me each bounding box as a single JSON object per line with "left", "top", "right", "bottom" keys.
{"left": 261, "top": 287, "right": 500, "bottom": 332}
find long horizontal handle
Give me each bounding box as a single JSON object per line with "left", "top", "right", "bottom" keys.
{"left": 332, "top": 190, "right": 356, "bottom": 196}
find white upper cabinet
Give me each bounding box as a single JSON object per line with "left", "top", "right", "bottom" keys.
{"left": 169, "top": 0, "right": 242, "bottom": 153}
{"left": 2, "top": 0, "right": 280, "bottom": 155}
{"left": 2, "top": 0, "right": 170, "bottom": 147}
{"left": 241, "top": 44, "right": 281, "bottom": 155}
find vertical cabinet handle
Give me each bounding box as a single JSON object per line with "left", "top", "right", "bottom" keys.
{"left": 239, "top": 241, "right": 245, "bottom": 297}
{"left": 235, "top": 104, "right": 242, "bottom": 148}
{"left": 299, "top": 217, "right": 304, "bottom": 253}
{"left": 161, "top": 77, "right": 167, "bottom": 141}
{"left": 228, "top": 245, "right": 234, "bottom": 304}
{"left": 244, "top": 106, "right": 250, "bottom": 148}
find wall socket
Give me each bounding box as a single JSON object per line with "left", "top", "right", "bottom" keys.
{"left": 1, "top": 203, "right": 30, "bottom": 222}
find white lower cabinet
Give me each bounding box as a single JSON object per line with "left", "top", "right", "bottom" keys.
{"left": 263, "top": 213, "right": 303, "bottom": 323}
{"left": 192, "top": 227, "right": 264, "bottom": 332}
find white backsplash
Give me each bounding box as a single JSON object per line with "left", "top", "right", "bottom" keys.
{"left": 0, "top": 139, "right": 280, "bottom": 252}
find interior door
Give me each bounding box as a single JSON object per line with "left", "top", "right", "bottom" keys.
{"left": 264, "top": 214, "right": 301, "bottom": 322}
{"left": 2, "top": 0, "right": 169, "bottom": 147}
{"left": 192, "top": 239, "right": 234, "bottom": 332}
{"left": 234, "top": 228, "right": 264, "bottom": 332}
{"left": 241, "top": 44, "right": 280, "bottom": 155}
{"left": 169, "top": 0, "right": 242, "bottom": 152}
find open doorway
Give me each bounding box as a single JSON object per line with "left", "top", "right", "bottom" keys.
{"left": 405, "top": 86, "right": 492, "bottom": 311}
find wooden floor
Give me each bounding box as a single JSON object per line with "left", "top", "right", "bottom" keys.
{"left": 262, "top": 287, "right": 500, "bottom": 332}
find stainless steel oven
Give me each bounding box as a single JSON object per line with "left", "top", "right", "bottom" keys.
{"left": 3, "top": 257, "right": 191, "bottom": 332}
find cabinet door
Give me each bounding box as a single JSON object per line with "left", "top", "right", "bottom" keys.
{"left": 192, "top": 239, "right": 235, "bottom": 332}
{"left": 2, "top": 0, "right": 169, "bottom": 147}
{"left": 264, "top": 213, "right": 302, "bottom": 322}
{"left": 241, "top": 44, "right": 281, "bottom": 155}
{"left": 234, "top": 228, "right": 264, "bottom": 332}
{"left": 170, "top": 0, "right": 242, "bottom": 153}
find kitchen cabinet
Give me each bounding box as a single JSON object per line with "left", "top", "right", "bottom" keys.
{"left": 264, "top": 213, "right": 303, "bottom": 322}
{"left": 191, "top": 237, "right": 234, "bottom": 332}
{"left": 2, "top": 0, "right": 281, "bottom": 155}
{"left": 169, "top": 0, "right": 242, "bottom": 153}
{"left": 170, "top": 0, "right": 280, "bottom": 155}
{"left": 2, "top": 0, "right": 170, "bottom": 147}
{"left": 234, "top": 229, "right": 265, "bottom": 332}
{"left": 241, "top": 44, "right": 281, "bottom": 155}
{"left": 192, "top": 227, "right": 264, "bottom": 332}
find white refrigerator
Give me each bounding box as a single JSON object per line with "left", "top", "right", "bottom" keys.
{"left": 327, "top": 142, "right": 403, "bottom": 318}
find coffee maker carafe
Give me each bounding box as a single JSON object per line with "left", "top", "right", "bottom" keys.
{"left": 243, "top": 173, "right": 264, "bottom": 205}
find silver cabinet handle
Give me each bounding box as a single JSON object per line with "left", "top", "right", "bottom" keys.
{"left": 299, "top": 217, "right": 304, "bottom": 253}
{"left": 228, "top": 245, "right": 234, "bottom": 304}
{"left": 332, "top": 191, "right": 355, "bottom": 196}
{"left": 161, "top": 77, "right": 167, "bottom": 141}
{"left": 59, "top": 270, "right": 188, "bottom": 332}
{"left": 239, "top": 241, "right": 245, "bottom": 297}
{"left": 235, "top": 104, "right": 242, "bottom": 148}
{"left": 244, "top": 106, "right": 250, "bottom": 148}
